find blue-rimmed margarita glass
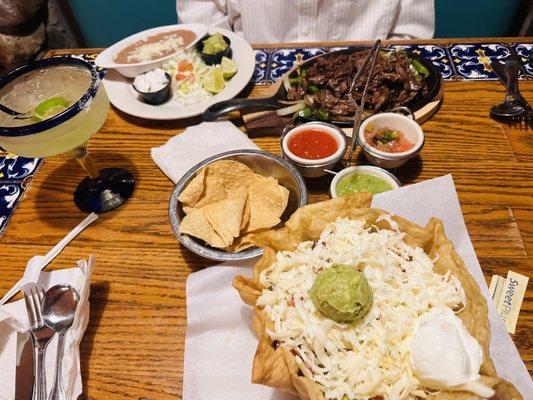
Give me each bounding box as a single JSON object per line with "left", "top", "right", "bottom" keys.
{"left": 0, "top": 57, "right": 134, "bottom": 213}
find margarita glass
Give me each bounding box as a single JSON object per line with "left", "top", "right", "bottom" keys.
{"left": 0, "top": 57, "right": 134, "bottom": 213}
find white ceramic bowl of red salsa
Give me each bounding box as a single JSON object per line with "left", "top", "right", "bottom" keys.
{"left": 357, "top": 113, "right": 424, "bottom": 169}
{"left": 281, "top": 122, "right": 348, "bottom": 178}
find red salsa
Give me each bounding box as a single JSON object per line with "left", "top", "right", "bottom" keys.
{"left": 364, "top": 124, "right": 415, "bottom": 153}
{"left": 288, "top": 129, "right": 338, "bottom": 160}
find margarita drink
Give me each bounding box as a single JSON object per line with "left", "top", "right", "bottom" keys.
{"left": 0, "top": 57, "right": 135, "bottom": 213}
{"left": 0, "top": 65, "right": 108, "bottom": 157}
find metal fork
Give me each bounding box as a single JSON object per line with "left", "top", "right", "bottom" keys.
{"left": 24, "top": 286, "right": 55, "bottom": 400}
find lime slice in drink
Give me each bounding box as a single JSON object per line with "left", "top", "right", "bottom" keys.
{"left": 203, "top": 69, "right": 225, "bottom": 94}
{"left": 33, "top": 96, "right": 69, "bottom": 121}
{"left": 220, "top": 57, "right": 237, "bottom": 79}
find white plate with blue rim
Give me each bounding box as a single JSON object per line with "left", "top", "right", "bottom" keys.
{"left": 101, "top": 27, "right": 255, "bottom": 120}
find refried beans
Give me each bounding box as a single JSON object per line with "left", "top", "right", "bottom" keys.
{"left": 114, "top": 30, "right": 196, "bottom": 64}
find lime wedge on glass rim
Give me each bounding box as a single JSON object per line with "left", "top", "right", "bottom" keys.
{"left": 33, "top": 96, "right": 69, "bottom": 121}
{"left": 203, "top": 69, "right": 225, "bottom": 94}
{"left": 220, "top": 57, "right": 237, "bottom": 79}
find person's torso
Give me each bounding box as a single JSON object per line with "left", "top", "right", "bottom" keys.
{"left": 227, "top": 0, "right": 400, "bottom": 43}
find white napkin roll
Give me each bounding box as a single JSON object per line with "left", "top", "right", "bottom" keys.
{"left": 0, "top": 257, "right": 95, "bottom": 400}
{"left": 0, "top": 213, "right": 98, "bottom": 400}
{"left": 151, "top": 121, "right": 259, "bottom": 184}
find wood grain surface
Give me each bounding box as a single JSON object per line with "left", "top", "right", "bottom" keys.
{"left": 1, "top": 39, "right": 532, "bottom": 399}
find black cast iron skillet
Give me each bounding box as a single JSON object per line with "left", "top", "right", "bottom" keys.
{"left": 203, "top": 47, "right": 442, "bottom": 126}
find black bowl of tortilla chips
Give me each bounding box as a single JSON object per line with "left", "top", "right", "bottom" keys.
{"left": 169, "top": 150, "right": 308, "bottom": 261}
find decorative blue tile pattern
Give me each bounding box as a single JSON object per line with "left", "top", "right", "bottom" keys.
{"left": 448, "top": 43, "right": 512, "bottom": 80}
{"left": 269, "top": 47, "right": 327, "bottom": 82}
{"left": 253, "top": 49, "right": 270, "bottom": 84}
{"left": 266, "top": 43, "right": 532, "bottom": 84}
{"left": 0, "top": 182, "right": 24, "bottom": 236}
{"left": 0, "top": 155, "right": 41, "bottom": 181}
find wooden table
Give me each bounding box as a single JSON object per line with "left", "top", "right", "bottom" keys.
{"left": 1, "top": 38, "right": 531, "bottom": 399}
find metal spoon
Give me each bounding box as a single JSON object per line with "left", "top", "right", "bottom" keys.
{"left": 42, "top": 285, "right": 80, "bottom": 400}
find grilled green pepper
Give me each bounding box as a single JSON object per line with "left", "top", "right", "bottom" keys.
{"left": 289, "top": 68, "right": 307, "bottom": 85}
{"left": 315, "top": 107, "right": 331, "bottom": 121}
{"left": 411, "top": 59, "right": 429, "bottom": 78}
{"left": 307, "top": 85, "right": 320, "bottom": 94}
{"left": 296, "top": 107, "right": 313, "bottom": 119}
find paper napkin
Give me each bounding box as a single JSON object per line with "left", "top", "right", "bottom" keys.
{"left": 151, "top": 121, "right": 259, "bottom": 184}
{"left": 183, "top": 175, "right": 532, "bottom": 399}
{"left": 0, "top": 213, "right": 98, "bottom": 400}
{"left": 0, "top": 256, "right": 94, "bottom": 400}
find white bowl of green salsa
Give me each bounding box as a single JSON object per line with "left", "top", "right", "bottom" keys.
{"left": 330, "top": 166, "right": 401, "bottom": 198}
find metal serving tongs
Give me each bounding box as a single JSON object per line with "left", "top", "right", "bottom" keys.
{"left": 347, "top": 39, "right": 382, "bottom": 165}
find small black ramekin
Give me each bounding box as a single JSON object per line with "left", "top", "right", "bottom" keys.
{"left": 133, "top": 71, "right": 172, "bottom": 105}
{"left": 195, "top": 35, "right": 232, "bottom": 66}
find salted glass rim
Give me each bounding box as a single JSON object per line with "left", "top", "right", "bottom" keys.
{"left": 0, "top": 56, "right": 100, "bottom": 137}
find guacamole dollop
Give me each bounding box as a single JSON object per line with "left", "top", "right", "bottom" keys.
{"left": 309, "top": 264, "right": 372, "bottom": 323}
{"left": 202, "top": 33, "right": 228, "bottom": 55}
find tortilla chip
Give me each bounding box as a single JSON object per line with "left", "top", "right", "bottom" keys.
{"left": 279, "top": 184, "right": 290, "bottom": 215}
{"left": 178, "top": 160, "right": 292, "bottom": 252}
{"left": 179, "top": 208, "right": 226, "bottom": 248}
{"left": 203, "top": 191, "right": 247, "bottom": 247}
{"left": 251, "top": 192, "right": 372, "bottom": 252}
{"left": 178, "top": 167, "right": 206, "bottom": 206}
{"left": 241, "top": 199, "right": 251, "bottom": 231}
{"left": 226, "top": 232, "right": 258, "bottom": 252}
{"left": 193, "top": 160, "right": 259, "bottom": 209}
{"left": 232, "top": 194, "right": 522, "bottom": 400}
{"left": 244, "top": 177, "right": 290, "bottom": 233}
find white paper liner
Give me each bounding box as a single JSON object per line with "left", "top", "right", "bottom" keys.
{"left": 183, "top": 175, "right": 533, "bottom": 399}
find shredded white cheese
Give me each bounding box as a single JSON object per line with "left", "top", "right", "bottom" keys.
{"left": 257, "top": 217, "right": 466, "bottom": 400}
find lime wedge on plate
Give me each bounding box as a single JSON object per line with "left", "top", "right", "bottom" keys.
{"left": 203, "top": 69, "right": 225, "bottom": 94}
{"left": 33, "top": 96, "right": 69, "bottom": 121}
{"left": 220, "top": 57, "right": 237, "bottom": 79}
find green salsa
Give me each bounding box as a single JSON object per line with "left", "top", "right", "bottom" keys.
{"left": 336, "top": 173, "right": 393, "bottom": 196}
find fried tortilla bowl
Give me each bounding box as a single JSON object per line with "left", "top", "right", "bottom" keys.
{"left": 233, "top": 194, "right": 522, "bottom": 400}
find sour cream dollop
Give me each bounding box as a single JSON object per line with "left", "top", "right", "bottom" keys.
{"left": 410, "top": 308, "right": 495, "bottom": 398}
{"left": 133, "top": 68, "right": 169, "bottom": 93}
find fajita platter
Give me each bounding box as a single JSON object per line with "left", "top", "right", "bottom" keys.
{"left": 204, "top": 47, "right": 443, "bottom": 130}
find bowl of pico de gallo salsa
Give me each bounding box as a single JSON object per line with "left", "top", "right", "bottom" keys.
{"left": 357, "top": 113, "right": 425, "bottom": 169}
